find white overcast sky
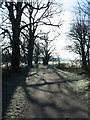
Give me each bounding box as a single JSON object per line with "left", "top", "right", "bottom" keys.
{"left": 53, "top": 0, "right": 79, "bottom": 60}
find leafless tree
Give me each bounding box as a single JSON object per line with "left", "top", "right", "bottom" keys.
{"left": 66, "top": 5, "right": 90, "bottom": 72}
{"left": 21, "top": 0, "right": 62, "bottom": 67}
{"left": 0, "top": 0, "right": 63, "bottom": 71}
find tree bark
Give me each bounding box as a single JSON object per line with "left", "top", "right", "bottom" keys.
{"left": 27, "top": 10, "right": 35, "bottom": 68}
{"left": 81, "top": 44, "right": 87, "bottom": 71}
{"left": 43, "top": 56, "right": 49, "bottom": 65}
{"left": 28, "top": 37, "right": 34, "bottom": 68}
{"left": 5, "top": 2, "right": 22, "bottom": 72}
{"left": 11, "top": 24, "right": 20, "bottom": 71}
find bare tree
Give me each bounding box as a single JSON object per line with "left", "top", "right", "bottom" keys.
{"left": 66, "top": 6, "right": 90, "bottom": 72}
{"left": 39, "top": 33, "right": 55, "bottom": 65}
{"left": 77, "top": 0, "right": 90, "bottom": 69}
{"left": 21, "top": 0, "right": 62, "bottom": 67}
{"left": 1, "top": 0, "right": 62, "bottom": 70}
{"left": 0, "top": 2, "right": 29, "bottom": 71}
{"left": 5, "top": 2, "right": 23, "bottom": 71}
{"left": 34, "top": 42, "right": 41, "bottom": 67}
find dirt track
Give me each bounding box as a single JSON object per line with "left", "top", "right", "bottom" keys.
{"left": 18, "top": 65, "right": 88, "bottom": 118}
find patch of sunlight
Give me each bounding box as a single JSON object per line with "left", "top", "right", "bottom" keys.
{"left": 25, "top": 68, "right": 44, "bottom": 85}
{"left": 26, "top": 75, "right": 40, "bottom": 85}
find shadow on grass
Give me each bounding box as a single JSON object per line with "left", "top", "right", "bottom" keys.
{"left": 3, "top": 66, "right": 65, "bottom": 118}
{"left": 3, "top": 65, "right": 88, "bottom": 118}
{"left": 2, "top": 66, "right": 30, "bottom": 117}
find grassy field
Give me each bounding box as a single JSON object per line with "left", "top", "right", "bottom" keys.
{"left": 54, "top": 67, "right": 90, "bottom": 104}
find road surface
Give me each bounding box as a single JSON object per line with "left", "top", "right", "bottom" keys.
{"left": 18, "top": 65, "right": 88, "bottom": 118}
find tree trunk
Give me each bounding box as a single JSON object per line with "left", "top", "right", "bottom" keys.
{"left": 43, "top": 57, "right": 49, "bottom": 65}
{"left": 87, "top": 42, "right": 90, "bottom": 69}
{"left": 6, "top": 2, "right": 22, "bottom": 72}
{"left": 11, "top": 43, "right": 20, "bottom": 71}
{"left": 35, "top": 56, "right": 38, "bottom": 65}
{"left": 28, "top": 38, "right": 34, "bottom": 68}
{"left": 81, "top": 45, "right": 87, "bottom": 71}
{"left": 11, "top": 24, "right": 20, "bottom": 72}
{"left": 27, "top": 10, "right": 35, "bottom": 68}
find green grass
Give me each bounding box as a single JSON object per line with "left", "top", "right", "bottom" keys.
{"left": 2, "top": 66, "right": 43, "bottom": 118}
{"left": 55, "top": 67, "right": 90, "bottom": 104}
{"left": 5, "top": 86, "right": 26, "bottom": 118}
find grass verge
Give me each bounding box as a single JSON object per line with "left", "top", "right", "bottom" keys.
{"left": 54, "top": 67, "right": 90, "bottom": 105}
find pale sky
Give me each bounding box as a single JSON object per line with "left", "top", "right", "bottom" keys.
{"left": 53, "top": 0, "right": 79, "bottom": 60}
{"left": 0, "top": 0, "right": 80, "bottom": 60}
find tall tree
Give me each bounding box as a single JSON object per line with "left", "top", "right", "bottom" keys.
{"left": 21, "top": 0, "right": 62, "bottom": 67}
{"left": 40, "top": 33, "right": 55, "bottom": 65}
{"left": 67, "top": 5, "right": 90, "bottom": 72}
{"left": 1, "top": 0, "right": 62, "bottom": 70}
{"left": 78, "top": 0, "right": 90, "bottom": 70}
{"left": 4, "top": 2, "right": 23, "bottom": 71}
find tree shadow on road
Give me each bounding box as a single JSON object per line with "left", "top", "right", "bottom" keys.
{"left": 20, "top": 67, "right": 88, "bottom": 118}
{"left": 3, "top": 66, "right": 89, "bottom": 118}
